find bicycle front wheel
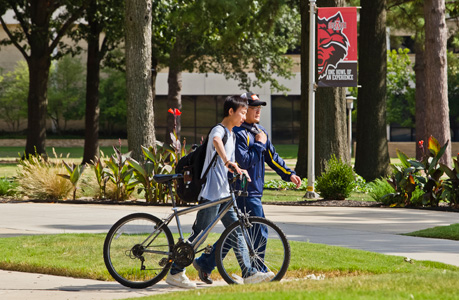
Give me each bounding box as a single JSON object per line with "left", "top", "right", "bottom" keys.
{"left": 215, "top": 216, "right": 290, "bottom": 284}
{"left": 103, "top": 213, "right": 174, "bottom": 289}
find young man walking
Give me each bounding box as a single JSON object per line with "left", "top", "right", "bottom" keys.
{"left": 233, "top": 92, "right": 301, "bottom": 271}
{"left": 166, "top": 95, "right": 272, "bottom": 289}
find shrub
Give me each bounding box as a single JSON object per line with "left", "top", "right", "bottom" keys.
{"left": 353, "top": 174, "right": 371, "bottom": 193}
{"left": 368, "top": 178, "right": 395, "bottom": 203}
{"left": 0, "top": 177, "right": 18, "bottom": 196}
{"left": 316, "top": 155, "right": 356, "bottom": 200}
{"left": 16, "top": 154, "right": 73, "bottom": 200}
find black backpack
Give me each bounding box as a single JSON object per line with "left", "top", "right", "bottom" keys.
{"left": 175, "top": 124, "right": 228, "bottom": 203}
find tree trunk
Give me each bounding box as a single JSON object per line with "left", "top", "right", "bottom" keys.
{"left": 125, "top": 0, "right": 156, "bottom": 161}
{"left": 316, "top": 87, "right": 349, "bottom": 174}
{"left": 24, "top": 0, "right": 53, "bottom": 157}
{"left": 355, "top": 0, "right": 391, "bottom": 181}
{"left": 414, "top": 42, "right": 426, "bottom": 160}
{"left": 165, "top": 39, "right": 183, "bottom": 147}
{"left": 25, "top": 55, "right": 50, "bottom": 157}
{"left": 152, "top": 57, "right": 158, "bottom": 105}
{"left": 295, "top": 0, "right": 310, "bottom": 178}
{"left": 424, "top": 0, "right": 451, "bottom": 166}
{"left": 82, "top": 21, "right": 101, "bottom": 165}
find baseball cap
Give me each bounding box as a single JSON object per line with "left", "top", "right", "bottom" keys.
{"left": 240, "top": 92, "right": 267, "bottom": 106}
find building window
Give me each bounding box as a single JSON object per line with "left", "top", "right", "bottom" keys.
{"left": 154, "top": 95, "right": 226, "bottom": 145}
{"left": 271, "top": 95, "right": 301, "bottom": 144}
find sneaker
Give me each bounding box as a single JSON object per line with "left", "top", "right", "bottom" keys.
{"left": 243, "top": 271, "right": 275, "bottom": 284}
{"left": 265, "top": 271, "right": 275, "bottom": 280}
{"left": 193, "top": 259, "right": 213, "bottom": 284}
{"left": 165, "top": 271, "right": 197, "bottom": 289}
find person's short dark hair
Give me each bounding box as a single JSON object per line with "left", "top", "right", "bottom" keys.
{"left": 223, "top": 95, "right": 248, "bottom": 117}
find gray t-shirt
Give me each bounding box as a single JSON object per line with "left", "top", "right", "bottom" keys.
{"left": 198, "top": 125, "right": 235, "bottom": 201}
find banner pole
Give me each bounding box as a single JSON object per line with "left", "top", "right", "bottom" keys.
{"left": 306, "top": 0, "right": 319, "bottom": 198}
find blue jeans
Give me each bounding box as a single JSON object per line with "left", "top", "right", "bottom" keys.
{"left": 170, "top": 198, "right": 256, "bottom": 278}
{"left": 236, "top": 196, "right": 268, "bottom": 272}
{"left": 236, "top": 196, "right": 265, "bottom": 218}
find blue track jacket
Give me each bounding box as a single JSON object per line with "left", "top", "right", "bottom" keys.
{"left": 234, "top": 122, "right": 296, "bottom": 197}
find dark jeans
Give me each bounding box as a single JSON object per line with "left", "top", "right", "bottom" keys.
{"left": 236, "top": 196, "right": 268, "bottom": 272}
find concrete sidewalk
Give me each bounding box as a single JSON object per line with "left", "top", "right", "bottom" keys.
{"left": 0, "top": 269, "right": 224, "bottom": 300}
{"left": 0, "top": 202, "right": 458, "bottom": 299}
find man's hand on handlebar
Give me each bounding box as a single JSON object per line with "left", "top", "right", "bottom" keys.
{"left": 226, "top": 161, "right": 251, "bottom": 182}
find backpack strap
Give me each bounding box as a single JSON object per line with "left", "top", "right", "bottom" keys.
{"left": 200, "top": 123, "right": 229, "bottom": 181}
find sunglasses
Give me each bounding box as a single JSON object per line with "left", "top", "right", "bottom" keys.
{"left": 249, "top": 106, "right": 262, "bottom": 112}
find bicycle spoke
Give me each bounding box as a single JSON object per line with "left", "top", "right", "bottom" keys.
{"left": 216, "top": 217, "right": 291, "bottom": 284}
{"left": 104, "top": 213, "right": 174, "bottom": 289}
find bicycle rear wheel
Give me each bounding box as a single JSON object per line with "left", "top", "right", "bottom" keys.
{"left": 103, "top": 213, "right": 174, "bottom": 289}
{"left": 215, "top": 216, "right": 290, "bottom": 284}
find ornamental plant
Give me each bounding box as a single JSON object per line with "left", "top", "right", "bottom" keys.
{"left": 168, "top": 108, "right": 192, "bottom": 204}
{"left": 128, "top": 108, "right": 186, "bottom": 204}
{"left": 16, "top": 150, "right": 72, "bottom": 200}
{"left": 385, "top": 136, "right": 447, "bottom": 207}
{"left": 0, "top": 177, "right": 18, "bottom": 196}
{"left": 128, "top": 142, "right": 175, "bottom": 203}
{"left": 169, "top": 108, "right": 187, "bottom": 159}
{"left": 57, "top": 161, "right": 86, "bottom": 201}
{"left": 104, "top": 142, "right": 137, "bottom": 201}
{"left": 419, "top": 137, "right": 448, "bottom": 206}
{"left": 439, "top": 154, "right": 459, "bottom": 209}
{"left": 92, "top": 154, "right": 110, "bottom": 199}
{"left": 368, "top": 178, "right": 395, "bottom": 203}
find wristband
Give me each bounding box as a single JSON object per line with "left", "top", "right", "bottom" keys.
{"left": 224, "top": 160, "right": 230, "bottom": 166}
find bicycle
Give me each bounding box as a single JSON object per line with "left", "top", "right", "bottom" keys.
{"left": 103, "top": 172, "right": 290, "bottom": 289}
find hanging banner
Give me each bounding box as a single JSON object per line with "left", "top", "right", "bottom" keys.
{"left": 317, "top": 7, "right": 358, "bottom": 87}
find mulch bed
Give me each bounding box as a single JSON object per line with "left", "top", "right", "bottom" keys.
{"left": 266, "top": 199, "right": 384, "bottom": 207}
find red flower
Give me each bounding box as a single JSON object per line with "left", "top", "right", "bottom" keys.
{"left": 418, "top": 140, "right": 424, "bottom": 149}
{"left": 168, "top": 108, "right": 182, "bottom": 116}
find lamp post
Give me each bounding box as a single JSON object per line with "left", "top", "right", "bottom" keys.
{"left": 306, "top": 0, "right": 318, "bottom": 198}
{"left": 346, "top": 96, "right": 356, "bottom": 158}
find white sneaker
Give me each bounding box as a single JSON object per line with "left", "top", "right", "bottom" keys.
{"left": 243, "top": 271, "right": 275, "bottom": 284}
{"left": 165, "top": 271, "right": 197, "bottom": 289}
{"left": 265, "top": 271, "right": 275, "bottom": 280}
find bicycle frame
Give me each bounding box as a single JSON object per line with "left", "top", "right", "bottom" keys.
{"left": 153, "top": 180, "right": 240, "bottom": 252}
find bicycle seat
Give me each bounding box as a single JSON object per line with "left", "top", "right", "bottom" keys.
{"left": 153, "top": 173, "right": 183, "bottom": 183}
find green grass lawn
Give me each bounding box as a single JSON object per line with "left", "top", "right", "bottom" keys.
{"left": 403, "top": 223, "right": 459, "bottom": 241}
{"left": 0, "top": 233, "right": 458, "bottom": 300}
{"left": 262, "top": 189, "right": 373, "bottom": 203}
{"left": 0, "top": 146, "right": 116, "bottom": 159}
{"left": 124, "top": 271, "right": 459, "bottom": 300}
{"left": 271, "top": 144, "right": 298, "bottom": 159}
{"left": 0, "top": 145, "right": 296, "bottom": 160}
{"left": 0, "top": 163, "right": 17, "bottom": 178}
{"left": 0, "top": 146, "right": 117, "bottom": 177}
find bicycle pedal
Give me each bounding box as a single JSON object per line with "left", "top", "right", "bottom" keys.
{"left": 158, "top": 257, "right": 169, "bottom": 267}
{"left": 204, "top": 244, "right": 212, "bottom": 254}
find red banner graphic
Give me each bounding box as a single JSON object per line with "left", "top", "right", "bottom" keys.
{"left": 317, "top": 7, "right": 358, "bottom": 87}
